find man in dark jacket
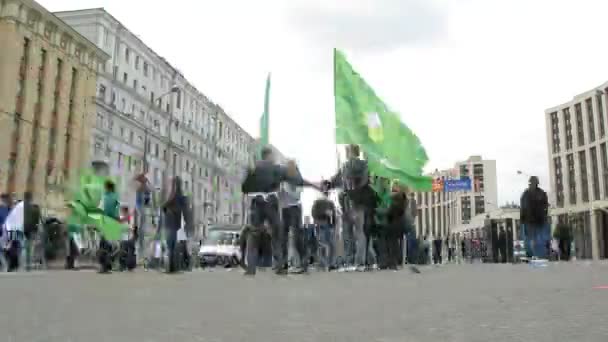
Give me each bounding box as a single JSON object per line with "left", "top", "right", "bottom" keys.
{"left": 311, "top": 191, "right": 337, "bottom": 270}
{"left": 384, "top": 189, "right": 408, "bottom": 269}
{"left": 241, "top": 147, "right": 318, "bottom": 276}
{"left": 498, "top": 227, "right": 507, "bottom": 263}
{"left": 162, "top": 176, "right": 189, "bottom": 274}
{"left": 520, "top": 176, "right": 549, "bottom": 258}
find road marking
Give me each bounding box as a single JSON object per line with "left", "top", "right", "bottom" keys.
{"left": 593, "top": 285, "right": 608, "bottom": 289}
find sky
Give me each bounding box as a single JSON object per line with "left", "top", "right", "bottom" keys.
{"left": 41, "top": 0, "right": 608, "bottom": 209}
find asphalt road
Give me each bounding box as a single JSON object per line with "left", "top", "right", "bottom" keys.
{"left": 1, "top": 262, "right": 607, "bottom": 342}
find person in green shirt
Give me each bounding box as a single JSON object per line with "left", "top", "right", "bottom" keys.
{"left": 98, "top": 180, "right": 119, "bottom": 273}
{"left": 102, "top": 180, "right": 120, "bottom": 220}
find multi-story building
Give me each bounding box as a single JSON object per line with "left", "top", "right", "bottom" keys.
{"left": 0, "top": 0, "right": 109, "bottom": 215}
{"left": 54, "top": 8, "right": 256, "bottom": 231}
{"left": 545, "top": 83, "right": 608, "bottom": 260}
{"left": 415, "top": 156, "right": 498, "bottom": 238}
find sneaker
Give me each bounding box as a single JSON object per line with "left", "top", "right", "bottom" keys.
{"left": 355, "top": 265, "right": 366, "bottom": 272}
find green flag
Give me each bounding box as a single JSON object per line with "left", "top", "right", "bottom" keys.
{"left": 258, "top": 73, "right": 271, "bottom": 159}
{"left": 333, "top": 49, "right": 432, "bottom": 191}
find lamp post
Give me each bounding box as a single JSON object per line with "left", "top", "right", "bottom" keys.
{"left": 143, "top": 85, "right": 180, "bottom": 174}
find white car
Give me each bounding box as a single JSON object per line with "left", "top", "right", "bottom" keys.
{"left": 198, "top": 227, "right": 242, "bottom": 267}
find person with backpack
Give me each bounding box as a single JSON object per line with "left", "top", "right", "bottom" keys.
{"left": 520, "top": 176, "right": 549, "bottom": 259}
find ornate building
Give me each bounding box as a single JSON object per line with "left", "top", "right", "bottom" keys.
{"left": 0, "top": 0, "right": 108, "bottom": 215}
{"left": 55, "top": 8, "right": 257, "bottom": 231}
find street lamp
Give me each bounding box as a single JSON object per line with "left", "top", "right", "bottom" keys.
{"left": 143, "top": 85, "right": 180, "bottom": 174}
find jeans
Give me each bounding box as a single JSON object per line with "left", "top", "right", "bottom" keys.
{"left": 344, "top": 206, "right": 367, "bottom": 266}
{"left": 342, "top": 213, "right": 355, "bottom": 266}
{"left": 283, "top": 206, "right": 307, "bottom": 270}
{"left": 318, "top": 224, "right": 335, "bottom": 268}
{"left": 521, "top": 223, "right": 550, "bottom": 258}
{"left": 165, "top": 228, "right": 178, "bottom": 273}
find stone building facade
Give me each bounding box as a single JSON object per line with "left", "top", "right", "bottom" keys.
{"left": 0, "top": 0, "right": 108, "bottom": 216}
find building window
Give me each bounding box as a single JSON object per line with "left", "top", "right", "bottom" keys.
{"left": 176, "top": 91, "right": 181, "bottom": 109}
{"left": 591, "top": 146, "right": 600, "bottom": 200}
{"left": 550, "top": 111, "right": 560, "bottom": 153}
{"left": 601, "top": 143, "right": 608, "bottom": 198}
{"left": 133, "top": 79, "right": 138, "bottom": 90}
{"left": 98, "top": 84, "right": 106, "bottom": 100}
{"left": 586, "top": 98, "right": 595, "bottom": 143}
{"left": 123, "top": 72, "right": 128, "bottom": 84}
{"left": 579, "top": 151, "right": 589, "bottom": 203}
{"left": 143, "top": 61, "right": 148, "bottom": 77}
{"left": 598, "top": 94, "right": 605, "bottom": 138}
{"left": 564, "top": 108, "right": 573, "bottom": 151}
{"left": 135, "top": 56, "right": 140, "bottom": 70}
{"left": 474, "top": 196, "right": 485, "bottom": 215}
{"left": 567, "top": 153, "right": 576, "bottom": 205}
{"left": 125, "top": 47, "right": 130, "bottom": 63}
{"left": 575, "top": 103, "right": 585, "bottom": 146}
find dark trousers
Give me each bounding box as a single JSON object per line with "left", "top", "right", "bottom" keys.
{"left": 282, "top": 206, "right": 308, "bottom": 270}
{"left": 176, "top": 240, "right": 191, "bottom": 271}
{"left": 433, "top": 240, "right": 442, "bottom": 264}
{"left": 498, "top": 241, "right": 507, "bottom": 263}
{"left": 98, "top": 237, "right": 113, "bottom": 273}
{"left": 65, "top": 237, "right": 79, "bottom": 269}
{"left": 246, "top": 195, "right": 281, "bottom": 275}
{"left": 559, "top": 239, "right": 571, "bottom": 260}
{"left": 119, "top": 239, "right": 137, "bottom": 271}
{"left": 165, "top": 228, "right": 178, "bottom": 273}
{"left": 385, "top": 234, "right": 401, "bottom": 269}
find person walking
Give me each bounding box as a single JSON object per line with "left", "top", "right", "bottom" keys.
{"left": 98, "top": 180, "right": 120, "bottom": 273}
{"left": 23, "top": 192, "right": 42, "bottom": 271}
{"left": 311, "top": 192, "right": 337, "bottom": 271}
{"left": 161, "top": 176, "right": 188, "bottom": 274}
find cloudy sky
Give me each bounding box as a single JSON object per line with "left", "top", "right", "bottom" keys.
{"left": 42, "top": 0, "right": 608, "bottom": 207}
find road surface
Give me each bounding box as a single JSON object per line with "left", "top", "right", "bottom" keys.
{"left": 1, "top": 262, "right": 607, "bottom": 341}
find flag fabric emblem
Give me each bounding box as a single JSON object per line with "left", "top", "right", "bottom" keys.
{"left": 366, "top": 112, "right": 383, "bottom": 142}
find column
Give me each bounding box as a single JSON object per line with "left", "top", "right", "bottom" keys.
{"left": 591, "top": 209, "right": 600, "bottom": 260}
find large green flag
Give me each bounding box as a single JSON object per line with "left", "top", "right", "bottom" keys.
{"left": 334, "top": 49, "right": 432, "bottom": 191}
{"left": 258, "top": 73, "right": 271, "bottom": 159}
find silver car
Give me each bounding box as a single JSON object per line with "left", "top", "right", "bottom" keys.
{"left": 198, "top": 226, "right": 242, "bottom": 268}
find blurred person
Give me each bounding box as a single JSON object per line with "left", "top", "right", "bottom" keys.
{"left": 311, "top": 191, "right": 337, "bottom": 271}
{"left": 240, "top": 147, "right": 318, "bottom": 276}
{"left": 162, "top": 176, "right": 188, "bottom": 274}
{"left": 23, "top": 192, "right": 42, "bottom": 271}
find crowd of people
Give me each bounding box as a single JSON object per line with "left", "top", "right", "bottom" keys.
{"left": 0, "top": 143, "right": 558, "bottom": 275}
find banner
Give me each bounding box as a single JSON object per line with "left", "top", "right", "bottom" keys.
{"left": 444, "top": 177, "right": 472, "bottom": 192}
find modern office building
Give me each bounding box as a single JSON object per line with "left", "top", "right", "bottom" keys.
{"left": 55, "top": 8, "right": 257, "bottom": 230}
{"left": 0, "top": 0, "right": 109, "bottom": 215}
{"left": 545, "top": 83, "right": 608, "bottom": 260}
{"left": 414, "top": 156, "right": 498, "bottom": 239}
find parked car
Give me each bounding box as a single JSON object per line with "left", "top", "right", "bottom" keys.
{"left": 198, "top": 225, "right": 242, "bottom": 268}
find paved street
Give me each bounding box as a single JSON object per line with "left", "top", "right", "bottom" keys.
{"left": 1, "top": 262, "right": 608, "bottom": 342}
